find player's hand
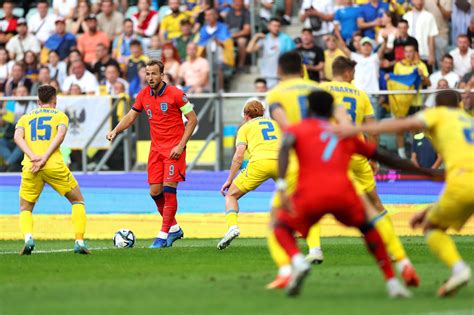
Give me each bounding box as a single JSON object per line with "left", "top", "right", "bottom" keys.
{"left": 328, "top": 124, "right": 359, "bottom": 138}
{"left": 30, "top": 156, "right": 47, "bottom": 174}
{"left": 369, "top": 160, "right": 379, "bottom": 174}
{"left": 279, "top": 191, "right": 293, "bottom": 213}
{"left": 220, "top": 180, "right": 232, "bottom": 196}
{"left": 170, "top": 144, "right": 184, "bottom": 160}
{"left": 410, "top": 209, "right": 428, "bottom": 229}
{"left": 427, "top": 55, "right": 435, "bottom": 66}
{"left": 106, "top": 130, "right": 117, "bottom": 142}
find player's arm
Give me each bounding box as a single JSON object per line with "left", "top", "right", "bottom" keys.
{"left": 276, "top": 132, "right": 295, "bottom": 210}
{"left": 13, "top": 127, "right": 39, "bottom": 163}
{"left": 30, "top": 125, "right": 68, "bottom": 173}
{"left": 170, "top": 109, "right": 198, "bottom": 160}
{"left": 106, "top": 109, "right": 141, "bottom": 141}
{"left": 331, "top": 116, "right": 425, "bottom": 138}
{"left": 363, "top": 116, "right": 379, "bottom": 144}
{"left": 220, "top": 144, "right": 246, "bottom": 196}
{"left": 270, "top": 104, "right": 289, "bottom": 130}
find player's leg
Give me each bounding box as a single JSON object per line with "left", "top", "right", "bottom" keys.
{"left": 217, "top": 183, "right": 245, "bottom": 250}
{"left": 65, "top": 185, "right": 90, "bottom": 255}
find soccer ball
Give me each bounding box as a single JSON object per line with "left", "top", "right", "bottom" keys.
{"left": 113, "top": 229, "right": 136, "bottom": 248}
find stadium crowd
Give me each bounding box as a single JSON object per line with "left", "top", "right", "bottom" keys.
{"left": 0, "top": 0, "right": 473, "bottom": 171}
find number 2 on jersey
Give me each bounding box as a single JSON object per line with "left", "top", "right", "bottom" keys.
{"left": 259, "top": 121, "right": 277, "bottom": 140}
{"left": 320, "top": 131, "right": 339, "bottom": 161}
{"left": 343, "top": 96, "right": 356, "bottom": 122}
{"left": 29, "top": 116, "right": 52, "bottom": 141}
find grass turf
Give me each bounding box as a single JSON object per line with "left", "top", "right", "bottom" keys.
{"left": 0, "top": 237, "right": 473, "bottom": 315}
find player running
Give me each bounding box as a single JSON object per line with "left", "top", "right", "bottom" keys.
{"left": 265, "top": 51, "right": 323, "bottom": 289}
{"left": 319, "top": 56, "right": 420, "bottom": 287}
{"left": 14, "top": 85, "right": 89, "bottom": 255}
{"left": 274, "top": 90, "right": 438, "bottom": 297}
{"left": 218, "top": 100, "right": 283, "bottom": 249}
{"left": 107, "top": 59, "right": 197, "bottom": 248}
{"left": 331, "top": 89, "right": 473, "bottom": 297}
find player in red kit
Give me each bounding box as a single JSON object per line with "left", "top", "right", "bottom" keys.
{"left": 107, "top": 60, "right": 198, "bottom": 248}
{"left": 273, "top": 90, "right": 439, "bottom": 298}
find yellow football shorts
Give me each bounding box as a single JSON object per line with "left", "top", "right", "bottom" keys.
{"left": 233, "top": 159, "right": 278, "bottom": 193}
{"left": 427, "top": 172, "right": 474, "bottom": 231}
{"left": 20, "top": 164, "right": 79, "bottom": 203}
{"left": 349, "top": 156, "right": 376, "bottom": 194}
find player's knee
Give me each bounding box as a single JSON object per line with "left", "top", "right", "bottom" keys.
{"left": 149, "top": 187, "right": 163, "bottom": 196}
{"left": 358, "top": 221, "right": 375, "bottom": 234}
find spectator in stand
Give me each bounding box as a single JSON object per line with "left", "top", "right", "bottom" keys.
{"left": 69, "top": 83, "right": 83, "bottom": 95}
{"left": 334, "top": 0, "right": 360, "bottom": 44}
{"left": 178, "top": 42, "right": 210, "bottom": 93}
{"left": 297, "top": 28, "right": 324, "bottom": 82}
{"left": 468, "top": 17, "right": 474, "bottom": 47}
{"left": 66, "top": 49, "right": 85, "bottom": 73}
{"left": 146, "top": 34, "right": 163, "bottom": 60}
{"left": 323, "top": 34, "right": 346, "bottom": 81}
{"left": 24, "top": 51, "right": 40, "bottom": 83}
{"left": 449, "top": 34, "right": 474, "bottom": 77}
{"left": 403, "top": 0, "right": 439, "bottom": 70}
{"left": 62, "top": 60, "right": 99, "bottom": 95}
{"left": 44, "top": 17, "right": 77, "bottom": 61}
{"left": 131, "top": 0, "right": 160, "bottom": 43}
{"left": 77, "top": 14, "right": 110, "bottom": 65}
{"left": 411, "top": 132, "right": 442, "bottom": 169}
{"left": 97, "top": 0, "right": 124, "bottom": 40}
{"left": 429, "top": 54, "right": 460, "bottom": 88}
{"left": 93, "top": 43, "right": 120, "bottom": 82}
{"left": 299, "top": 0, "right": 335, "bottom": 48}
{"left": 425, "top": 78, "right": 449, "bottom": 107}
{"left": 348, "top": 31, "right": 362, "bottom": 53}
{"left": 31, "top": 66, "right": 52, "bottom": 95}
{"left": 28, "top": 0, "right": 57, "bottom": 45}
{"left": 129, "top": 64, "right": 146, "bottom": 97}
{"left": 159, "top": 0, "right": 192, "bottom": 42}
{"left": 225, "top": 0, "right": 251, "bottom": 72}
{"left": 459, "top": 53, "right": 474, "bottom": 88}
{"left": 451, "top": 0, "right": 473, "bottom": 43}
{"left": 0, "top": 47, "right": 14, "bottom": 95}
{"left": 0, "top": 1, "right": 19, "bottom": 47}
{"left": 393, "top": 19, "right": 419, "bottom": 62}
{"left": 4, "top": 63, "right": 33, "bottom": 96}
{"left": 247, "top": 18, "right": 295, "bottom": 87}
{"left": 101, "top": 64, "right": 129, "bottom": 95}
{"left": 173, "top": 19, "right": 193, "bottom": 61}
{"left": 47, "top": 50, "right": 67, "bottom": 83}
{"left": 244, "top": 78, "right": 270, "bottom": 117}
{"left": 6, "top": 19, "right": 41, "bottom": 62}
{"left": 259, "top": 0, "right": 274, "bottom": 25}
{"left": 162, "top": 43, "right": 181, "bottom": 80}
{"left": 112, "top": 19, "right": 142, "bottom": 67}
{"left": 70, "top": 0, "right": 91, "bottom": 35}
{"left": 424, "top": 0, "right": 452, "bottom": 66}
{"left": 357, "top": 0, "right": 389, "bottom": 39}
{"left": 377, "top": 11, "right": 398, "bottom": 54}
{"left": 126, "top": 40, "right": 148, "bottom": 82}
{"left": 50, "top": 79, "right": 62, "bottom": 94}
{"left": 53, "top": 0, "right": 77, "bottom": 20}
{"left": 113, "top": 80, "right": 130, "bottom": 121}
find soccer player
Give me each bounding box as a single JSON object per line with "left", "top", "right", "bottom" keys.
{"left": 274, "top": 90, "right": 438, "bottom": 297}
{"left": 265, "top": 51, "right": 322, "bottom": 289}
{"left": 331, "top": 90, "right": 473, "bottom": 297}
{"left": 14, "top": 85, "right": 89, "bottom": 255}
{"left": 319, "top": 56, "right": 420, "bottom": 287}
{"left": 218, "top": 100, "right": 282, "bottom": 250}
{"left": 106, "top": 59, "right": 197, "bottom": 248}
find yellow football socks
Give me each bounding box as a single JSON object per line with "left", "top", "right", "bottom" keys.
{"left": 225, "top": 210, "right": 238, "bottom": 229}
{"left": 267, "top": 230, "right": 291, "bottom": 267}
{"left": 19, "top": 210, "right": 33, "bottom": 236}
{"left": 426, "top": 229, "right": 462, "bottom": 268}
{"left": 306, "top": 223, "right": 321, "bottom": 249}
{"left": 72, "top": 202, "right": 86, "bottom": 240}
{"left": 374, "top": 212, "right": 407, "bottom": 262}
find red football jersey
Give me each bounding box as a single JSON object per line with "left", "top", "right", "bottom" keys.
{"left": 286, "top": 118, "right": 376, "bottom": 198}
{"left": 133, "top": 83, "right": 189, "bottom": 152}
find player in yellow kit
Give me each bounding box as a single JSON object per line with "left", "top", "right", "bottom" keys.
{"left": 265, "top": 51, "right": 323, "bottom": 289}
{"left": 218, "top": 100, "right": 282, "bottom": 249}
{"left": 331, "top": 89, "right": 473, "bottom": 297}
{"left": 14, "top": 85, "right": 89, "bottom": 255}
{"left": 320, "top": 57, "right": 420, "bottom": 287}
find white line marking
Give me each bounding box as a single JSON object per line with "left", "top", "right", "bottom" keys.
{"left": 0, "top": 247, "right": 123, "bottom": 255}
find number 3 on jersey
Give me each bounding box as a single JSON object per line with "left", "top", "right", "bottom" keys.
{"left": 29, "top": 116, "right": 52, "bottom": 141}
{"left": 342, "top": 96, "right": 356, "bottom": 122}
{"left": 259, "top": 121, "right": 277, "bottom": 140}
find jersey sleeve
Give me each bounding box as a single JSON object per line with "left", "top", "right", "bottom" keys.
{"left": 57, "top": 112, "right": 69, "bottom": 129}
{"left": 416, "top": 107, "right": 440, "bottom": 130}
{"left": 132, "top": 89, "right": 144, "bottom": 112}
{"left": 15, "top": 115, "right": 25, "bottom": 130}
{"left": 266, "top": 90, "right": 282, "bottom": 114}
{"left": 175, "top": 89, "right": 194, "bottom": 115}
{"left": 235, "top": 124, "right": 248, "bottom": 147}
{"left": 352, "top": 136, "right": 377, "bottom": 158}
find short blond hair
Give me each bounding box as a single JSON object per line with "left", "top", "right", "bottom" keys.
{"left": 243, "top": 100, "right": 265, "bottom": 118}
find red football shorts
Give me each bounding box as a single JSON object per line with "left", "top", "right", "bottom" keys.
{"left": 277, "top": 183, "right": 366, "bottom": 238}
{"left": 147, "top": 149, "right": 186, "bottom": 184}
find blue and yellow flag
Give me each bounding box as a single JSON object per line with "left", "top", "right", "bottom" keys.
{"left": 387, "top": 70, "right": 421, "bottom": 118}
{"left": 2, "top": 100, "right": 16, "bottom": 123}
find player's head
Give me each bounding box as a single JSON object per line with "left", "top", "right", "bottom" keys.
{"left": 435, "top": 90, "right": 461, "bottom": 109}
{"left": 277, "top": 51, "right": 303, "bottom": 78}
{"left": 145, "top": 59, "right": 164, "bottom": 89}
{"left": 332, "top": 56, "right": 357, "bottom": 82}
{"left": 243, "top": 99, "right": 265, "bottom": 121}
{"left": 307, "top": 90, "right": 334, "bottom": 119}
{"left": 37, "top": 84, "right": 57, "bottom": 107}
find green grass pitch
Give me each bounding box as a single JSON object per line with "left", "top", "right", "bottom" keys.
{"left": 1, "top": 237, "right": 473, "bottom": 315}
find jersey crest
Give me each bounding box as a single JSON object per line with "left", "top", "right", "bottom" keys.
{"left": 160, "top": 102, "right": 168, "bottom": 112}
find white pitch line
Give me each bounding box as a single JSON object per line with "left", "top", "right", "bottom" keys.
{"left": 0, "top": 247, "right": 116, "bottom": 255}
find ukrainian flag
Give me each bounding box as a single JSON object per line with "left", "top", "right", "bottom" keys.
{"left": 387, "top": 70, "right": 421, "bottom": 118}
{"left": 2, "top": 100, "right": 16, "bottom": 123}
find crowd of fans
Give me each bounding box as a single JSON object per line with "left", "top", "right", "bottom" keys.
{"left": 0, "top": 0, "right": 473, "bottom": 171}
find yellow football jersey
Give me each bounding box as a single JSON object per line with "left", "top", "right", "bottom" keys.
{"left": 417, "top": 107, "right": 474, "bottom": 180}
{"left": 266, "top": 78, "right": 320, "bottom": 125}
{"left": 16, "top": 107, "right": 69, "bottom": 170}
{"left": 235, "top": 117, "right": 281, "bottom": 162}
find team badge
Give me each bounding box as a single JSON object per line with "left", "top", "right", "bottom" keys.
{"left": 160, "top": 102, "right": 168, "bottom": 112}
{"left": 182, "top": 94, "right": 188, "bottom": 103}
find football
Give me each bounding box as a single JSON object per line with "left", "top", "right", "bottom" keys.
{"left": 113, "top": 229, "right": 136, "bottom": 248}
